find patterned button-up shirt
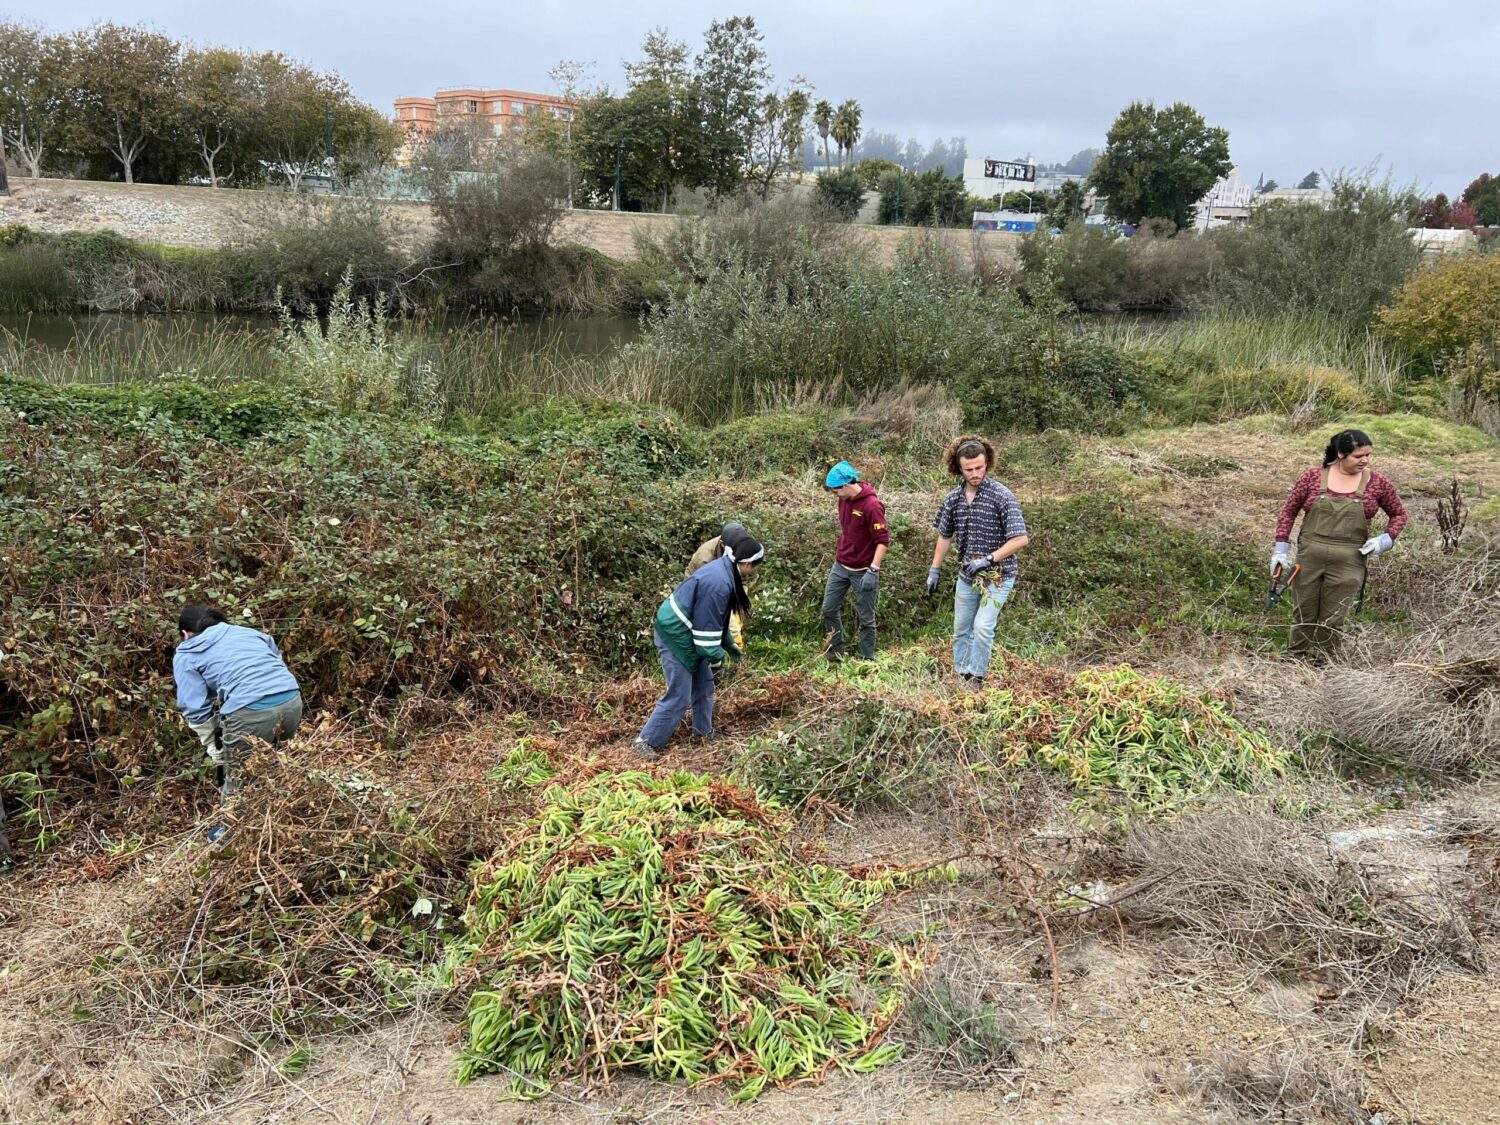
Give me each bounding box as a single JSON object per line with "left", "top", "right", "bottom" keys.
{"left": 934, "top": 478, "right": 1028, "bottom": 580}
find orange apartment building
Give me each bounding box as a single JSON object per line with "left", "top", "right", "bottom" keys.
{"left": 393, "top": 87, "right": 574, "bottom": 143}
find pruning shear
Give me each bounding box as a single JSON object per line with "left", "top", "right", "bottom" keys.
{"left": 1265, "top": 561, "right": 1301, "bottom": 611}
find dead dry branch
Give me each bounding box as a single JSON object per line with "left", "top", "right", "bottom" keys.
{"left": 1167, "top": 1043, "right": 1367, "bottom": 1124}
{"left": 1114, "top": 801, "right": 1485, "bottom": 1007}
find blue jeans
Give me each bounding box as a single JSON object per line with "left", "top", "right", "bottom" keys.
{"left": 638, "top": 630, "right": 716, "bottom": 749}
{"left": 953, "top": 574, "right": 1015, "bottom": 678}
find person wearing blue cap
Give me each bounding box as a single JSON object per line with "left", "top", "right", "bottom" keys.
{"left": 820, "top": 460, "right": 890, "bottom": 662}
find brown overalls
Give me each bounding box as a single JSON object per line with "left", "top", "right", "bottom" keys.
{"left": 1289, "top": 466, "right": 1369, "bottom": 659}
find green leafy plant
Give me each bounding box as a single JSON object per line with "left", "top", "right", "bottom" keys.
{"left": 276, "top": 267, "right": 417, "bottom": 415}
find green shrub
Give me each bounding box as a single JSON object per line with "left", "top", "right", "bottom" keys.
{"left": 876, "top": 168, "right": 967, "bottom": 227}
{"left": 853, "top": 158, "right": 903, "bottom": 190}
{"left": 958, "top": 333, "right": 1158, "bottom": 435}
{"left": 224, "top": 196, "right": 403, "bottom": 311}
{"left": 1122, "top": 230, "right": 1223, "bottom": 310}
{"left": 1213, "top": 177, "right": 1423, "bottom": 327}
{"left": 705, "top": 410, "right": 841, "bottom": 476}
{"left": 487, "top": 397, "right": 704, "bottom": 478}
{"left": 276, "top": 270, "right": 421, "bottom": 416}
{"left": 1018, "top": 225, "right": 1129, "bottom": 310}
{"left": 814, "top": 169, "right": 868, "bottom": 222}
{"left": 1376, "top": 252, "right": 1500, "bottom": 364}
{"left": 638, "top": 244, "right": 1154, "bottom": 432}
{"left": 445, "top": 242, "right": 625, "bottom": 312}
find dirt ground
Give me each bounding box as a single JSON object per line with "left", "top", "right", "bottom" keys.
{"left": 8, "top": 808, "right": 1498, "bottom": 1125}
{"left": 0, "top": 177, "right": 1020, "bottom": 266}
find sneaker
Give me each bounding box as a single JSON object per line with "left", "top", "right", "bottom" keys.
{"left": 966, "top": 676, "right": 987, "bottom": 692}
{"left": 695, "top": 729, "right": 727, "bottom": 742}
{"left": 826, "top": 651, "right": 845, "bottom": 665}
{"left": 631, "top": 738, "right": 660, "bottom": 762}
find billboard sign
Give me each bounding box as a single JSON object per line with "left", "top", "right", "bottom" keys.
{"left": 983, "top": 158, "right": 1036, "bottom": 183}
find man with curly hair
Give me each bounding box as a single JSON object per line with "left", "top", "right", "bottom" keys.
{"left": 926, "top": 436, "right": 1029, "bottom": 686}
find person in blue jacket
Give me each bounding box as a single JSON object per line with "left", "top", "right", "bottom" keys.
{"left": 633, "top": 528, "right": 764, "bottom": 760}
{"left": 173, "top": 604, "right": 303, "bottom": 805}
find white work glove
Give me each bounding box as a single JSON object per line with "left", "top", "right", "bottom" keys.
{"left": 1270, "top": 542, "right": 1291, "bottom": 575}
{"left": 1359, "top": 533, "right": 1394, "bottom": 558}
{"left": 188, "top": 718, "right": 222, "bottom": 760}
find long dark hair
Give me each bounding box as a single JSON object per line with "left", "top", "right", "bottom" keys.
{"left": 178, "top": 603, "right": 228, "bottom": 635}
{"left": 1323, "top": 428, "right": 1373, "bottom": 466}
{"left": 719, "top": 526, "right": 761, "bottom": 623}
{"left": 729, "top": 565, "right": 754, "bottom": 623}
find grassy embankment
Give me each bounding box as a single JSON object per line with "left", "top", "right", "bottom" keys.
{"left": 3, "top": 203, "right": 1499, "bottom": 1122}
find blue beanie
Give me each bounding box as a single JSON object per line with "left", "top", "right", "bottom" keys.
{"left": 824, "top": 460, "right": 862, "bottom": 489}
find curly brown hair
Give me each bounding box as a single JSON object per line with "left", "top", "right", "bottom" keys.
{"left": 944, "top": 434, "right": 996, "bottom": 476}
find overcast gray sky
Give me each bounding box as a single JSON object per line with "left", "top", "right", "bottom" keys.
{"left": 9, "top": 0, "right": 1497, "bottom": 194}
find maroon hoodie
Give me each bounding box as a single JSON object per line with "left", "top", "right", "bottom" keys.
{"left": 835, "top": 483, "right": 890, "bottom": 569}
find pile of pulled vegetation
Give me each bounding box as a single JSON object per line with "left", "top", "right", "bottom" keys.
{"left": 444, "top": 762, "right": 947, "bottom": 1102}
{"left": 777, "top": 654, "right": 1289, "bottom": 819}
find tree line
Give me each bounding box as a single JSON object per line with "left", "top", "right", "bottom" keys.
{"left": 0, "top": 20, "right": 401, "bottom": 190}
{"left": 1411, "top": 175, "right": 1500, "bottom": 231}
{"left": 510, "top": 17, "right": 864, "bottom": 211}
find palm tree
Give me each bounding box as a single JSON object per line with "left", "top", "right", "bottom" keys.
{"left": 831, "top": 99, "right": 862, "bottom": 170}
{"left": 812, "top": 99, "right": 833, "bottom": 173}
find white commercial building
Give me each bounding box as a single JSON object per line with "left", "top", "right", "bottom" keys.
{"left": 962, "top": 157, "right": 1041, "bottom": 204}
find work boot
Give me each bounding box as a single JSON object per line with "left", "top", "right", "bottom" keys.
{"left": 695, "top": 729, "right": 727, "bottom": 743}
{"left": 631, "top": 738, "right": 660, "bottom": 762}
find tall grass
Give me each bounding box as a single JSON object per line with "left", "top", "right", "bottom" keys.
{"left": 0, "top": 316, "right": 278, "bottom": 385}
{"left": 1094, "top": 309, "right": 1412, "bottom": 393}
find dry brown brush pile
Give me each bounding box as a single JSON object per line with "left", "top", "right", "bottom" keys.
{"left": 1112, "top": 801, "right": 1485, "bottom": 1006}
{"left": 1166, "top": 1043, "right": 1367, "bottom": 1124}
{"left": 51, "top": 726, "right": 540, "bottom": 1045}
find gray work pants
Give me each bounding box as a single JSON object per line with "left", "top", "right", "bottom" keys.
{"left": 216, "top": 695, "right": 303, "bottom": 799}
{"left": 821, "top": 561, "right": 878, "bottom": 659}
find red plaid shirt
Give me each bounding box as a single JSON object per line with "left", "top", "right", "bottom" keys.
{"left": 1275, "top": 467, "right": 1407, "bottom": 542}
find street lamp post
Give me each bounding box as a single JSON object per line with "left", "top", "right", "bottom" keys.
{"left": 324, "top": 107, "right": 335, "bottom": 194}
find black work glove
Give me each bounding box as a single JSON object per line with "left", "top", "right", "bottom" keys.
{"left": 860, "top": 568, "right": 880, "bottom": 593}
{"left": 960, "top": 557, "right": 996, "bottom": 582}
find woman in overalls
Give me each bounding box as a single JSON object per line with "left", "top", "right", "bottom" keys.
{"left": 1272, "top": 428, "right": 1407, "bottom": 659}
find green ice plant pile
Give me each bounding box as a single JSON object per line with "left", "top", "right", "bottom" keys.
{"left": 446, "top": 767, "right": 939, "bottom": 1101}
{"left": 981, "top": 664, "right": 1289, "bottom": 816}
